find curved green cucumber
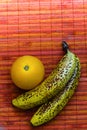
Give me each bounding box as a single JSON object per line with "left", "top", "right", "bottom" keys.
{"left": 30, "top": 57, "right": 81, "bottom": 126}
{"left": 12, "top": 42, "right": 77, "bottom": 110}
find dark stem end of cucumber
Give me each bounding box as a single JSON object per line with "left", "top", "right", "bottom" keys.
{"left": 62, "top": 41, "right": 69, "bottom": 53}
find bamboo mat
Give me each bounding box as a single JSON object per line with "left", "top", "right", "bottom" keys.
{"left": 0, "top": 0, "right": 87, "bottom": 130}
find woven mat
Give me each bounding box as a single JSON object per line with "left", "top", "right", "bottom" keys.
{"left": 0, "top": 0, "right": 87, "bottom": 130}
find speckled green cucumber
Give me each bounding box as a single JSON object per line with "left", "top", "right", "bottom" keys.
{"left": 12, "top": 41, "right": 77, "bottom": 110}
{"left": 30, "top": 57, "right": 81, "bottom": 126}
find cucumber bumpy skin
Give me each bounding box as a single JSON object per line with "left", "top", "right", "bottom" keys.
{"left": 30, "top": 57, "right": 81, "bottom": 126}
{"left": 12, "top": 41, "right": 77, "bottom": 110}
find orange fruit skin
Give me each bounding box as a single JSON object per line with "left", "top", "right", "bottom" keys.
{"left": 11, "top": 55, "right": 45, "bottom": 90}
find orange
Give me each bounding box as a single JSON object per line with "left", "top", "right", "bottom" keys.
{"left": 11, "top": 55, "right": 45, "bottom": 90}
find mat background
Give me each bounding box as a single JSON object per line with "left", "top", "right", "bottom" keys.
{"left": 0, "top": 0, "right": 87, "bottom": 130}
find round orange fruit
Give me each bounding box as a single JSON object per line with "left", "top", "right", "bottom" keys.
{"left": 11, "top": 55, "right": 45, "bottom": 90}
